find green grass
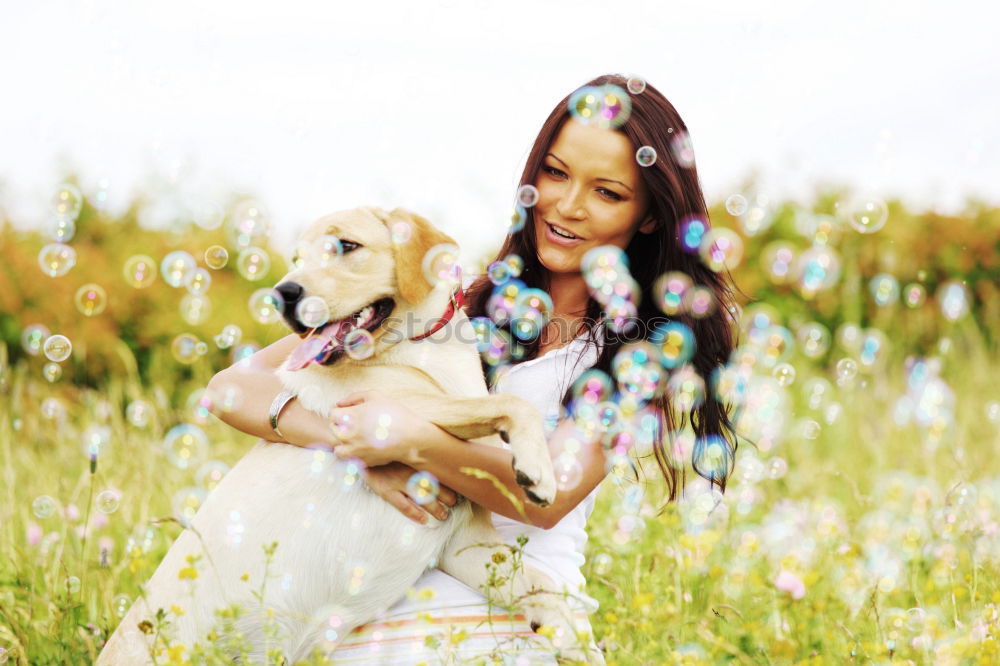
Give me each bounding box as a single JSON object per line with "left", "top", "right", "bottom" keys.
{"left": 1, "top": 315, "right": 998, "bottom": 665}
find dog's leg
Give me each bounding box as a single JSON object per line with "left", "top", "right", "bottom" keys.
{"left": 401, "top": 394, "right": 557, "bottom": 506}
{"left": 437, "top": 507, "right": 604, "bottom": 664}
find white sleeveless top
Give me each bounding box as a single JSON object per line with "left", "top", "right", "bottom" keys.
{"left": 383, "top": 322, "right": 604, "bottom": 617}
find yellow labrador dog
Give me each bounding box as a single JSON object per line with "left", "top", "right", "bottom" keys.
{"left": 98, "top": 207, "right": 583, "bottom": 663}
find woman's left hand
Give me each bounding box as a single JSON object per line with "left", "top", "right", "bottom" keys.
{"left": 328, "top": 390, "right": 430, "bottom": 467}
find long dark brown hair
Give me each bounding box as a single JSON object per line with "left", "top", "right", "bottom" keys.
{"left": 465, "top": 73, "right": 740, "bottom": 501}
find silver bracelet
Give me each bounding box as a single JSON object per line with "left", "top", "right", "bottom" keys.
{"left": 268, "top": 390, "right": 296, "bottom": 440}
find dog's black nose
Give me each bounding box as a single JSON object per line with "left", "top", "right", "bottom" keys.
{"left": 274, "top": 281, "right": 307, "bottom": 331}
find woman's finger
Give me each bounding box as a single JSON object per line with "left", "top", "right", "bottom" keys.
{"left": 335, "top": 390, "right": 375, "bottom": 408}
{"left": 436, "top": 484, "right": 460, "bottom": 507}
{"left": 393, "top": 491, "right": 429, "bottom": 524}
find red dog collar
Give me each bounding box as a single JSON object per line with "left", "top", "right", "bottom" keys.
{"left": 409, "top": 286, "right": 465, "bottom": 341}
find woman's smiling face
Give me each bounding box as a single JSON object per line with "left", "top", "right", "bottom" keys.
{"left": 532, "top": 119, "right": 655, "bottom": 276}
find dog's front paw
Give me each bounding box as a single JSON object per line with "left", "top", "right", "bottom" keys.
{"left": 524, "top": 599, "right": 601, "bottom": 664}
{"left": 511, "top": 456, "right": 556, "bottom": 507}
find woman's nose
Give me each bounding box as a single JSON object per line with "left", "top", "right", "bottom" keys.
{"left": 554, "top": 185, "right": 586, "bottom": 220}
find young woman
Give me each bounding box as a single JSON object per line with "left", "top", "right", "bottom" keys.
{"left": 208, "top": 73, "right": 738, "bottom": 663}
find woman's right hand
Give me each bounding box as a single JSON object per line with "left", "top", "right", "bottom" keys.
{"left": 364, "top": 462, "right": 460, "bottom": 524}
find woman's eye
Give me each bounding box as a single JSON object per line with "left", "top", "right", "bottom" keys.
{"left": 542, "top": 165, "right": 566, "bottom": 178}
{"left": 598, "top": 188, "right": 624, "bottom": 201}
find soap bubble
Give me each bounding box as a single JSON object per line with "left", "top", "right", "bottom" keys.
{"left": 902, "top": 283, "right": 926, "bottom": 308}
{"left": 52, "top": 183, "right": 83, "bottom": 222}
{"left": 43, "top": 335, "right": 72, "bottom": 362}
{"left": 844, "top": 195, "right": 888, "bottom": 233}
{"left": 344, "top": 329, "right": 375, "bottom": 360}
{"left": 487, "top": 261, "right": 511, "bottom": 285}
{"left": 699, "top": 228, "right": 743, "bottom": 272}
{"left": 626, "top": 76, "right": 646, "bottom": 94}
{"left": 568, "top": 84, "right": 631, "bottom": 129}
{"left": 112, "top": 593, "right": 132, "bottom": 618}
{"left": 126, "top": 400, "right": 154, "bottom": 428}
{"left": 179, "top": 293, "right": 211, "bottom": 325}
{"left": 635, "top": 146, "right": 657, "bottom": 167}
{"left": 196, "top": 460, "right": 231, "bottom": 491}
{"left": 516, "top": 184, "right": 539, "bottom": 208}
{"left": 762, "top": 241, "right": 797, "bottom": 285}
{"left": 172, "top": 486, "right": 208, "bottom": 525}
{"left": 171, "top": 333, "right": 201, "bottom": 364}
{"left": 64, "top": 576, "right": 81, "bottom": 595}
{"left": 511, "top": 288, "right": 553, "bottom": 341}
{"left": 653, "top": 271, "right": 692, "bottom": 315}
{"left": 43, "top": 363, "right": 62, "bottom": 382}
{"left": 667, "top": 365, "right": 706, "bottom": 412}
{"left": 21, "top": 324, "right": 51, "bottom": 356}
{"left": 692, "top": 435, "right": 733, "bottom": 483}
{"left": 249, "top": 289, "right": 284, "bottom": 324}
{"left": 214, "top": 324, "right": 242, "bottom": 349}
{"left": 796, "top": 245, "right": 841, "bottom": 293}
{"left": 161, "top": 251, "right": 196, "bottom": 288}
{"left": 123, "top": 254, "right": 157, "bottom": 287}
{"left": 228, "top": 200, "right": 271, "bottom": 249}
{"left": 32, "top": 495, "right": 58, "bottom": 518}
{"left": 869, "top": 273, "right": 899, "bottom": 306}
{"left": 193, "top": 200, "right": 224, "bottom": 230}
{"left": 296, "top": 296, "right": 330, "bottom": 329}
{"left": 936, "top": 280, "right": 970, "bottom": 321}
{"left": 406, "top": 472, "right": 440, "bottom": 505}
{"left": 390, "top": 221, "right": 412, "bottom": 243}
{"left": 185, "top": 268, "right": 212, "bottom": 295}
{"left": 772, "top": 363, "right": 796, "bottom": 386}
{"left": 164, "top": 424, "right": 209, "bottom": 470}
{"left": 725, "top": 194, "right": 748, "bottom": 217}
{"left": 651, "top": 321, "right": 696, "bottom": 368}
{"left": 835, "top": 358, "right": 858, "bottom": 381}
{"left": 204, "top": 245, "right": 229, "bottom": 269}
{"left": 669, "top": 131, "right": 696, "bottom": 168}
{"left": 504, "top": 254, "right": 524, "bottom": 277}
{"left": 421, "top": 244, "right": 461, "bottom": 290}
{"left": 509, "top": 205, "right": 527, "bottom": 233}
{"left": 38, "top": 243, "right": 77, "bottom": 277}
{"left": 74, "top": 284, "right": 107, "bottom": 316}
{"left": 859, "top": 328, "right": 889, "bottom": 368}
{"left": 237, "top": 247, "right": 271, "bottom": 281}
{"left": 50, "top": 217, "right": 75, "bottom": 242}
{"left": 96, "top": 489, "right": 121, "bottom": 514}
{"left": 554, "top": 454, "right": 584, "bottom": 491}
{"left": 679, "top": 217, "right": 707, "bottom": 253}
{"left": 796, "top": 322, "right": 831, "bottom": 359}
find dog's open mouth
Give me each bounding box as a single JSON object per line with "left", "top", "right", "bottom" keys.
{"left": 287, "top": 297, "right": 395, "bottom": 369}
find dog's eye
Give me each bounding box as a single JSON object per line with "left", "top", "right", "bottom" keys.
{"left": 291, "top": 254, "right": 303, "bottom": 268}
{"left": 340, "top": 240, "right": 361, "bottom": 253}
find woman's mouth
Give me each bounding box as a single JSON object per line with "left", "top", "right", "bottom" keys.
{"left": 545, "top": 221, "right": 584, "bottom": 245}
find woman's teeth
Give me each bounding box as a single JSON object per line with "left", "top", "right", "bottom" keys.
{"left": 550, "top": 223, "right": 579, "bottom": 239}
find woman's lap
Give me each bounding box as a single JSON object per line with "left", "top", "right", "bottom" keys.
{"left": 331, "top": 570, "right": 596, "bottom": 664}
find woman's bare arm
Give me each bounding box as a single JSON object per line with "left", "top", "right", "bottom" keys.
{"left": 206, "top": 334, "right": 335, "bottom": 448}
{"left": 401, "top": 414, "right": 607, "bottom": 529}
{"left": 205, "top": 335, "right": 458, "bottom": 523}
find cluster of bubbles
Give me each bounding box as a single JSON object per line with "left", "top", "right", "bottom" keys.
{"left": 568, "top": 83, "right": 632, "bottom": 130}
{"left": 581, "top": 245, "right": 639, "bottom": 334}
{"left": 37, "top": 184, "right": 83, "bottom": 277}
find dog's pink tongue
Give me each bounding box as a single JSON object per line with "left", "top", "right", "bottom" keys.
{"left": 287, "top": 336, "right": 330, "bottom": 370}
{"left": 286, "top": 320, "right": 356, "bottom": 370}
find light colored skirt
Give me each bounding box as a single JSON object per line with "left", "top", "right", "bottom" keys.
{"left": 331, "top": 570, "right": 601, "bottom": 665}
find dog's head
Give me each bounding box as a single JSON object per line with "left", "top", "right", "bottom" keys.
{"left": 275, "top": 206, "right": 459, "bottom": 367}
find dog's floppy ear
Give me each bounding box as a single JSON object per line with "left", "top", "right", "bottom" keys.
{"left": 374, "top": 207, "right": 458, "bottom": 306}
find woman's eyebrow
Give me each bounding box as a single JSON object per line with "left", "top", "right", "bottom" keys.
{"left": 545, "top": 152, "right": 634, "bottom": 194}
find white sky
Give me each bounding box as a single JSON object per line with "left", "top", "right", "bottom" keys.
{"left": 1, "top": 0, "right": 996, "bottom": 260}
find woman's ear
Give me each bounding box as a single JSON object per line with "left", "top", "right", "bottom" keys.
{"left": 378, "top": 208, "right": 458, "bottom": 306}
{"left": 638, "top": 215, "right": 659, "bottom": 234}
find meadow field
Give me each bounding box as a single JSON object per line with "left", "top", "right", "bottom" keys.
{"left": 0, "top": 184, "right": 998, "bottom": 664}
